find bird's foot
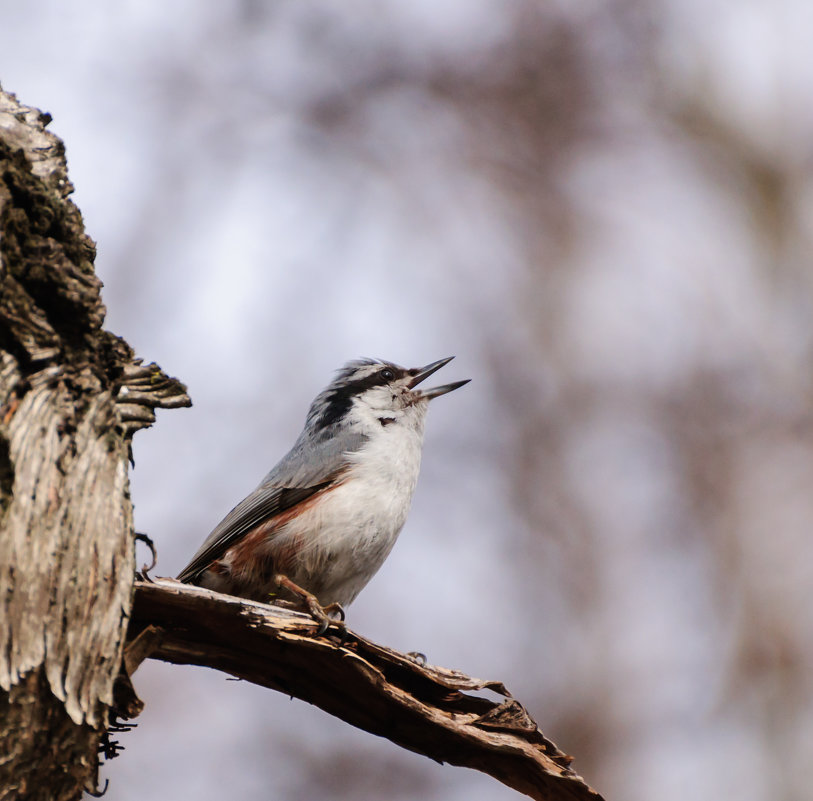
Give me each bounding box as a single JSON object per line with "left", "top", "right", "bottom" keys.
{"left": 273, "top": 574, "right": 344, "bottom": 636}
{"left": 322, "top": 602, "right": 345, "bottom": 621}
{"left": 322, "top": 602, "right": 348, "bottom": 643}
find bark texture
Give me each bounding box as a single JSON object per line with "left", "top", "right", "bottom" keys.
{"left": 0, "top": 87, "right": 190, "bottom": 800}
{"left": 129, "top": 579, "right": 604, "bottom": 801}
{"left": 0, "top": 85, "right": 603, "bottom": 801}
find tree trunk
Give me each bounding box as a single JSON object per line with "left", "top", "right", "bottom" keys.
{"left": 0, "top": 85, "right": 602, "bottom": 801}
{"left": 0, "top": 86, "right": 189, "bottom": 800}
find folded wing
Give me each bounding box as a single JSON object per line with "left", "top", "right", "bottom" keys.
{"left": 177, "top": 428, "right": 367, "bottom": 583}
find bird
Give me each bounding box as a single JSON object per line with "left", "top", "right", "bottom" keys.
{"left": 177, "top": 356, "right": 469, "bottom": 631}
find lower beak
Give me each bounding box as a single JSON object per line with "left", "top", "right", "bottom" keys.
{"left": 408, "top": 357, "right": 470, "bottom": 400}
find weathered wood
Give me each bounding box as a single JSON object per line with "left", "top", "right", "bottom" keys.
{"left": 0, "top": 87, "right": 190, "bottom": 800}
{"left": 130, "top": 578, "right": 604, "bottom": 801}
{"left": 0, "top": 84, "right": 603, "bottom": 801}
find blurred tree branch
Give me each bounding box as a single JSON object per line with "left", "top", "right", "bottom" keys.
{"left": 127, "top": 579, "right": 603, "bottom": 801}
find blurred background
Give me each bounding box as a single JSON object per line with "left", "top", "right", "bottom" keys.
{"left": 2, "top": 2, "right": 813, "bottom": 800}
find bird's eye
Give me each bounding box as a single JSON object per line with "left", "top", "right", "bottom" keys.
{"left": 381, "top": 368, "right": 395, "bottom": 381}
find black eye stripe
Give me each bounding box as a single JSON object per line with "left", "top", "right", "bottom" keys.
{"left": 348, "top": 368, "right": 401, "bottom": 393}
{"left": 313, "top": 365, "right": 405, "bottom": 430}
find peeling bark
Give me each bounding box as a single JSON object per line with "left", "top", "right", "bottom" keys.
{"left": 0, "top": 87, "right": 190, "bottom": 800}
{"left": 0, "top": 85, "right": 603, "bottom": 801}
{"left": 129, "top": 579, "right": 604, "bottom": 801}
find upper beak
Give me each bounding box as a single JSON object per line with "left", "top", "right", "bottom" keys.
{"left": 408, "top": 356, "right": 470, "bottom": 400}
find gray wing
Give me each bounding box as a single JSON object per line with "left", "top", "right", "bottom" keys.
{"left": 177, "top": 428, "right": 367, "bottom": 583}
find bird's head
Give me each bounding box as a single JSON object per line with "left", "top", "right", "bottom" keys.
{"left": 306, "top": 357, "right": 469, "bottom": 436}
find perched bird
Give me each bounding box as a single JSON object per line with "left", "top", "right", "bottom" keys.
{"left": 178, "top": 357, "right": 468, "bottom": 630}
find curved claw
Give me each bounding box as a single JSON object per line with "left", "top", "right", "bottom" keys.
{"left": 273, "top": 574, "right": 343, "bottom": 635}
{"left": 322, "top": 602, "right": 345, "bottom": 622}
{"left": 313, "top": 609, "right": 331, "bottom": 636}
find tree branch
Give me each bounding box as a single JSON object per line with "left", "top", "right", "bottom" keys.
{"left": 129, "top": 579, "right": 603, "bottom": 801}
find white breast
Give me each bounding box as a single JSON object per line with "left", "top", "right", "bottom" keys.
{"left": 275, "top": 419, "right": 426, "bottom": 606}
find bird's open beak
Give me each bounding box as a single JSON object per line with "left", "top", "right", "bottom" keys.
{"left": 408, "top": 357, "right": 470, "bottom": 400}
